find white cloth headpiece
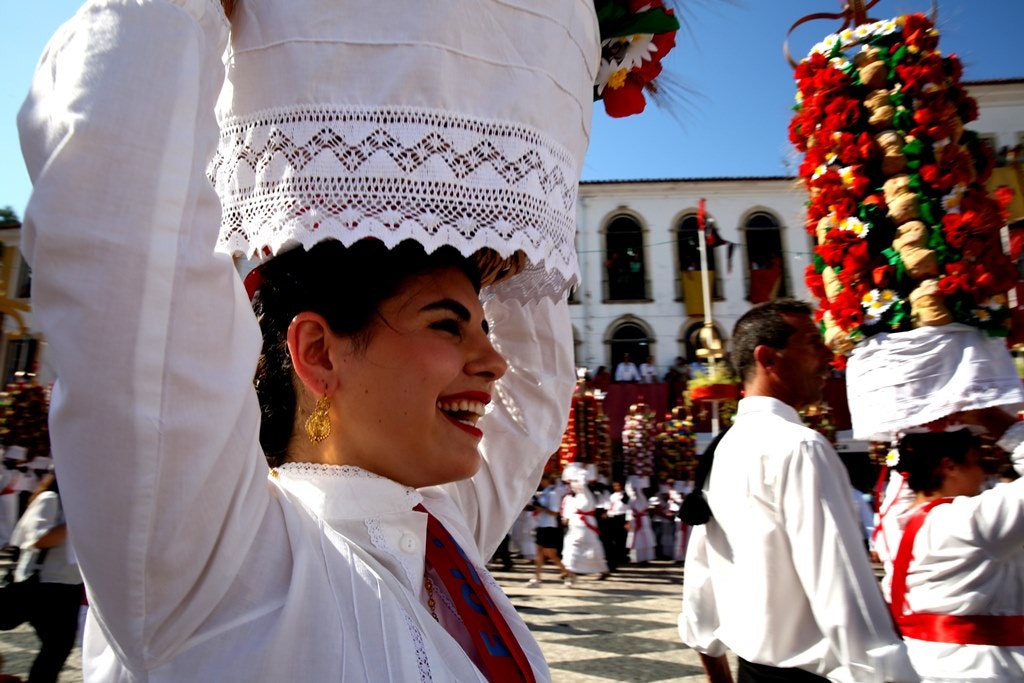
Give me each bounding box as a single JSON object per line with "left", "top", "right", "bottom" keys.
{"left": 846, "top": 323, "right": 1024, "bottom": 440}
{"left": 212, "top": 0, "right": 599, "bottom": 302}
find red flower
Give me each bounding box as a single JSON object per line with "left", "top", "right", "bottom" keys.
{"left": 806, "top": 265, "right": 826, "bottom": 300}
{"left": 903, "top": 13, "right": 939, "bottom": 52}
{"left": 942, "top": 212, "right": 968, "bottom": 248}
{"left": 995, "top": 185, "right": 1016, "bottom": 221}
{"left": 872, "top": 265, "right": 895, "bottom": 288}
{"left": 938, "top": 274, "right": 961, "bottom": 295}
{"left": 603, "top": 73, "right": 647, "bottom": 117}
{"left": 831, "top": 288, "right": 865, "bottom": 331}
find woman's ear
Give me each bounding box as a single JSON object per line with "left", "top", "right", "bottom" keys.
{"left": 287, "top": 312, "right": 338, "bottom": 396}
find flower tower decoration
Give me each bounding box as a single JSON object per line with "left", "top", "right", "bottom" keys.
{"left": 557, "top": 369, "right": 613, "bottom": 477}
{"left": 0, "top": 378, "right": 50, "bottom": 461}
{"left": 593, "top": 0, "right": 680, "bottom": 118}
{"left": 655, "top": 406, "right": 698, "bottom": 482}
{"left": 621, "top": 400, "right": 657, "bottom": 479}
{"left": 789, "top": 4, "right": 1024, "bottom": 439}
{"left": 793, "top": 13, "right": 1016, "bottom": 352}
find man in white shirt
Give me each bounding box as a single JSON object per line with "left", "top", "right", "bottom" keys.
{"left": 639, "top": 355, "right": 658, "bottom": 384}
{"left": 614, "top": 353, "right": 641, "bottom": 383}
{"left": 679, "top": 299, "right": 918, "bottom": 683}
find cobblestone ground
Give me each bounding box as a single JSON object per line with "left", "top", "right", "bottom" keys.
{"left": 0, "top": 558, "right": 728, "bottom": 682}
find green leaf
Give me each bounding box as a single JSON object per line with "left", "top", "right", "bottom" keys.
{"left": 600, "top": 7, "right": 680, "bottom": 39}
{"left": 919, "top": 198, "right": 936, "bottom": 226}
{"left": 902, "top": 138, "right": 924, "bottom": 157}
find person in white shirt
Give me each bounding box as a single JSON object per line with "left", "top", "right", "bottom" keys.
{"left": 639, "top": 356, "right": 658, "bottom": 384}
{"left": 528, "top": 473, "right": 571, "bottom": 587}
{"left": 9, "top": 473, "right": 83, "bottom": 683}
{"left": 614, "top": 354, "right": 642, "bottom": 383}
{"left": 19, "top": 0, "right": 595, "bottom": 680}
{"left": 679, "top": 299, "right": 918, "bottom": 683}
{"left": 877, "top": 420, "right": 1024, "bottom": 682}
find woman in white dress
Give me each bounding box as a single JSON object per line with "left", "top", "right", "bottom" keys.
{"left": 625, "top": 480, "right": 657, "bottom": 564}
{"left": 560, "top": 479, "right": 609, "bottom": 582}
{"left": 18, "top": 0, "right": 596, "bottom": 680}
{"left": 878, "top": 421, "right": 1024, "bottom": 682}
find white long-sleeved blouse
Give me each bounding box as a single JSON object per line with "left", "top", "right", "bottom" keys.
{"left": 875, "top": 430, "right": 1024, "bottom": 682}
{"left": 18, "top": 1, "right": 576, "bottom": 680}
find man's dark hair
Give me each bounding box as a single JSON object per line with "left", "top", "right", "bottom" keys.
{"left": 731, "top": 298, "right": 814, "bottom": 383}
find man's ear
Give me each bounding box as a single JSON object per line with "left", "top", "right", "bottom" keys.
{"left": 753, "top": 344, "right": 777, "bottom": 373}
{"left": 287, "top": 312, "right": 338, "bottom": 396}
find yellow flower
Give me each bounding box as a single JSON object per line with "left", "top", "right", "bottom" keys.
{"left": 607, "top": 69, "right": 627, "bottom": 90}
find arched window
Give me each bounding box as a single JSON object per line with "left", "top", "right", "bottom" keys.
{"left": 745, "top": 211, "right": 787, "bottom": 303}
{"left": 604, "top": 215, "right": 647, "bottom": 301}
{"left": 676, "top": 214, "right": 720, "bottom": 307}
{"left": 608, "top": 320, "right": 652, "bottom": 374}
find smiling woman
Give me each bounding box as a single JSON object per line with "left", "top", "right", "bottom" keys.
{"left": 18, "top": 0, "right": 595, "bottom": 680}
{"left": 254, "top": 239, "right": 509, "bottom": 488}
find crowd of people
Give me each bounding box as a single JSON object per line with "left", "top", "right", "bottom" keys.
{"left": 499, "top": 469, "right": 699, "bottom": 588}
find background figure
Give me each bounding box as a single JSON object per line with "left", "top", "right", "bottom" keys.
{"left": 625, "top": 479, "right": 656, "bottom": 564}
{"left": 614, "top": 354, "right": 641, "bottom": 383}
{"left": 591, "top": 366, "right": 612, "bottom": 392}
{"left": 528, "top": 472, "right": 571, "bottom": 587}
{"left": 510, "top": 504, "right": 537, "bottom": 562}
{"left": 680, "top": 299, "right": 917, "bottom": 682}
{"left": 0, "top": 453, "right": 21, "bottom": 547}
{"left": 665, "top": 356, "right": 690, "bottom": 409}
{"left": 560, "top": 478, "right": 609, "bottom": 583}
{"left": 876, "top": 419, "right": 1024, "bottom": 682}
{"left": 9, "top": 474, "right": 83, "bottom": 683}
{"left": 602, "top": 480, "right": 630, "bottom": 571}
{"left": 639, "top": 356, "right": 658, "bottom": 384}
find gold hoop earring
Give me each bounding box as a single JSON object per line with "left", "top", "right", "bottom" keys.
{"left": 305, "top": 394, "right": 332, "bottom": 444}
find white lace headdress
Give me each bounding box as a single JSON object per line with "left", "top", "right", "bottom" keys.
{"left": 211, "top": 0, "right": 600, "bottom": 302}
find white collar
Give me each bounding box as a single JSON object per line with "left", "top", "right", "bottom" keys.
{"left": 272, "top": 463, "right": 423, "bottom": 523}
{"left": 736, "top": 395, "right": 804, "bottom": 426}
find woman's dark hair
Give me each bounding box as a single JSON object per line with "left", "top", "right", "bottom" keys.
{"left": 252, "top": 239, "right": 481, "bottom": 467}
{"left": 730, "top": 298, "right": 814, "bottom": 383}
{"left": 28, "top": 472, "right": 58, "bottom": 507}
{"left": 896, "top": 428, "right": 978, "bottom": 493}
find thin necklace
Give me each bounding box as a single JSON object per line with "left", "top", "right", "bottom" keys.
{"left": 424, "top": 572, "right": 439, "bottom": 621}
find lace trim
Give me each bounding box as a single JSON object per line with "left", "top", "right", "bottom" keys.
{"left": 276, "top": 462, "right": 378, "bottom": 478}
{"left": 211, "top": 105, "right": 580, "bottom": 302}
{"left": 401, "top": 610, "right": 434, "bottom": 683}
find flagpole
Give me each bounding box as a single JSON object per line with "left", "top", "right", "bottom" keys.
{"left": 696, "top": 198, "right": 720, "bottom": 435}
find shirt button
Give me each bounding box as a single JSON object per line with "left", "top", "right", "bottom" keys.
{"left": 399, "top": 534, "right": 419, "bottom": 554}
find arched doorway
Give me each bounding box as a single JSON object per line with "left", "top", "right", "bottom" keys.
{"left": 608, "top": 320, "right": 652, "bottom": 373}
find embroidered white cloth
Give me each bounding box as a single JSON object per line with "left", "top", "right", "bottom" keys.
{"left": 679, "top": 397, "right": 919, "bottom": 683}
{"left": 846, "top": 324, "right": 1024, "bottom": 440}
{"left": 212, "top": 0, "right": 600, "bottom": 302}
{"left": 18, "top": 0, "right": 577, "bottom": 679}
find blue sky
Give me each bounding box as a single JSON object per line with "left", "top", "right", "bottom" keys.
{"left": 2, "top": 1, "right": 1022, "bottom": 218}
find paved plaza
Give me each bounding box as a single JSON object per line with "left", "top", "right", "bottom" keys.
{"left": 0, "top": 558, "right": 729, "bottom": 682}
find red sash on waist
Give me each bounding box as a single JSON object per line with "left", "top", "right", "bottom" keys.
{"left": 891, "top": 498, "right": 1024, "bottom": 647}
{"left": 577, "top": 509, "right": 600, "bottom": 535}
